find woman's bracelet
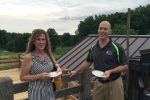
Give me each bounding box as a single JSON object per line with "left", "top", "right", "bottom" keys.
{"left": 30, "top": 75, "right": 34, "bottom": 81}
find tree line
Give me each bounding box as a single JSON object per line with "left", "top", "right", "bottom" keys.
{"left": 0, "top": 4, "right": 150, "bottom": 52}
{"left": 77, "top": 4, "right": 150, "bottom": 39}
{"left": 0, "top": 29, "right": 77, "bottom": 52}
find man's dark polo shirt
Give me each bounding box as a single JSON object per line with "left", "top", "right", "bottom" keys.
{"left": 86, "top": 39, "right": 128, "bottom": 80}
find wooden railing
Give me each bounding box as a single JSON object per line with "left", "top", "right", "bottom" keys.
{"left": 0, "top": 54, "right": 24, "bottom": 70}
{"left": 0, "top": 69, "right": 92, "bottom": 100}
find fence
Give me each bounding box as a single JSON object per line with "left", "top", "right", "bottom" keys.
{"left": 0, "top": 54, "right": 23, "bottom": 70}
{"left": 0, "top": 69, "right": 92, "bottom": 100}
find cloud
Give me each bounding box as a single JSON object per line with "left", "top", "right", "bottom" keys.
{"left": 59, "top": 16, "right": 87, "bottom": 21}
{"left": 0, "top": 0, "right": 150, "bottom": 34}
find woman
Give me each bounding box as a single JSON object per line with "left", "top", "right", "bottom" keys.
{"left": 20, "top": 29, "right": 61, "bottom": 100}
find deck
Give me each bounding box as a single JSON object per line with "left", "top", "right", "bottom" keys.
{"left": 0, "top": 68, "right": 84, "bottom": 100}
{"left": 0, "top": 68, "right": 27, "bottom": 100}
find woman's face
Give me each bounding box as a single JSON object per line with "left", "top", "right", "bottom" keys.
{"left": 34, "top": 33, "right": 46, "bottom": 51}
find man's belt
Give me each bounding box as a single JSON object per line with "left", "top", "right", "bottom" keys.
{"left": 97, "top": 76, "right": 120, "bottom": 83}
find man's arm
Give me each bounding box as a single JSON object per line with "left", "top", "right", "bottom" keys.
{"left": 104, "top": 64, "right": 128, "bottom": 79}
{"left": 70, "top": 60, "right": 92, "bottom": 77}
{"left": 110, "top": 64, "right": 128, "bottom": 73}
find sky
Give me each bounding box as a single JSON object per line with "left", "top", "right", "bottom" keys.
{"left": 0, "top": 0, "right": 150, "bottom": 35}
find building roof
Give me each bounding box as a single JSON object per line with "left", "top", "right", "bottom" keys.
{"left": 57, "top": 34, "right": 150, "bottom": 70}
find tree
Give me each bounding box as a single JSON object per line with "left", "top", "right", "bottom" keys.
{"left": 71, "top": 35, "right": 80, "bottom": 45}
{"left": 77, "top": 4, "right": 150, "bottom": 37}
{"left": 112, "top": 24, "right": 137, "bottom": 35}
{"left": 78, "top": 16, "right": 95, "bottom": 39}
{"left": 15, "top": 33, "right": 30, "bottom": 52}
{"left": 131, "top": 5, "right": 150, "bottom": 35}
{"left": 47, "top": 28, "right": 58, "bottom": 52}
{"left": 0, "top": 29, "right": 7, "bottom": 50}
{"left": 61, "top": 33, "right": 71, "bottom": 46}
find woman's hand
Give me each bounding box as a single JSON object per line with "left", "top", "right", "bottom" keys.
{"left": 38, "top": 72, "right": 50, "bottom": 79}
{"left": 55, "top": 64, "right": 62, "bottom": 72}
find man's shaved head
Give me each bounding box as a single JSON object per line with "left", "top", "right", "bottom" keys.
{"left": 99, "top": 21, "right": 111, "bottom": 29}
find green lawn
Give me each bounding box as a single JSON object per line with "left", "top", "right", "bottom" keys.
{"left": 0, "top": 50, "right": 18, "bottom": 56}
{"left": 54, "top": 46, "right": 71, "bottom": 59}
{"left": 0, "top": 46, "right": 71, "bottom": 59}
{"left": 0, "top": 46, "right": 71, "bottom": 70}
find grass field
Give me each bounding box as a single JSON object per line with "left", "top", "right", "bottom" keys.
{"left": 0, "top": 46, "right": 71, "bottom": 70}
{"left": 0, "top": 50, "right": 18, "bottom": 56}
{"left": 0, "top": 46, "right": 71, "bottom": 59}
{"left": 54, "top": 46, "right": 71, "bottom": 59}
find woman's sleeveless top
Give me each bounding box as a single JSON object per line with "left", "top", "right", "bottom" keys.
{"left": 28, "top": 52, "right": 55, "bottom": 100}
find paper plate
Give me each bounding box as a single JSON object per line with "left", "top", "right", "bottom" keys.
{"left": 49, "top": 71, "right": 62, "bottom": 77}
{"left": 92, "top": 70, "right": 105, "bottom": 78}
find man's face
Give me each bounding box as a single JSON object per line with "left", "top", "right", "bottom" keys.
{"left": 98, "top": 22, "right": 111, "bottom": 40}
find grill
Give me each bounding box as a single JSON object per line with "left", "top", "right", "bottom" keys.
{"left": 128, "top": 49, "right": 150, "bottom": 100}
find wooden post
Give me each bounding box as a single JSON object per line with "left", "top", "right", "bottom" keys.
{"left": 127, "top": 8, "right": 130, "bottom": 60}
{"left": 0, "top": 77, "right": 14, "bottom": 100}
{"left": 126, "top": 8, "right": 130, "bottom": 100}
{"left": 80, "top": 68, "right": 92, "bottom": 100}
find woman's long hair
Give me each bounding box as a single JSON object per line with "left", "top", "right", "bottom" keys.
{"left": 25, "top": 29, "right": 52, "bottom": 56}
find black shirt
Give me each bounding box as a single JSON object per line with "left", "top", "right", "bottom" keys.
{"left": 86, "top": 39, "right": 128, "bottom": 79}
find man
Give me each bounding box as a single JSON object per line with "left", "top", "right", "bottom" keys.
{"left": 70, "top": 21, "right": 128, "bottom": 100}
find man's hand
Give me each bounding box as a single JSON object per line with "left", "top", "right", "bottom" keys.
{"left": 70, "top": 71, "right": 77, "bottom": 77}
{"left": 103, "top": 70, "right": 112, "bottom": 80}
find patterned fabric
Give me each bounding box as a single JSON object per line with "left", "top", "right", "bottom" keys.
{"left": 28, "top": 52, "right": 55, "bottom": 100}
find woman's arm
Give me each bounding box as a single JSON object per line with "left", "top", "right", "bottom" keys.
{"left": 20, "top": 54, "right": 33, "bottom": 81}
{"left": 50, "top": 52, "right": 62, "bottom": 72}
{"left": 20, "top": 54, "right": 50, "bottom": 81}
